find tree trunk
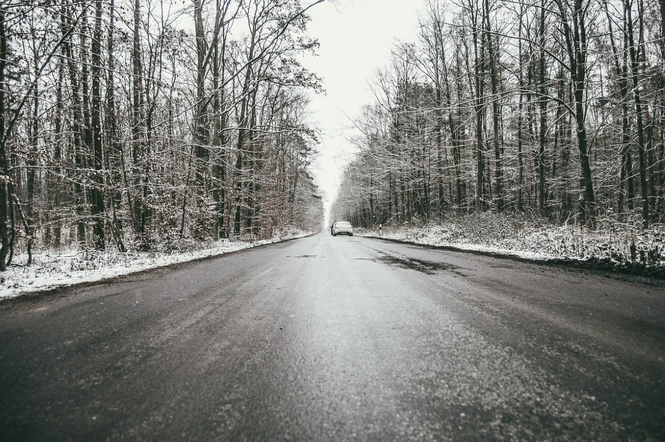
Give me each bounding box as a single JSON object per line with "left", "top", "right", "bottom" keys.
{"left": 555, "top": 0, "right": 595, "bottom": 226}
{"left": 484, "top": 0, "right": 503, "bottom": 212}
{"left": 106, "top": 0, "right": 125, "bottom": 252}
{"left": 625, "top": 0, "right": 649, "bottom": 225}
{"left": 90, "top": 0, "right": 105, "bottom": 250}
{"left": 0, "top": 8, "right": 10, "bottom": 270}
{"left": 131, "top": 0, "right": 149, "bottom": 245}
{"left": 61, "top": 7, "right": 87, "bottom": 244}
{"left": 465, "top": 1, "right": 486, "bottom": 213}
{"left": 538, "top": 0, "right": 548, "bottom": 214}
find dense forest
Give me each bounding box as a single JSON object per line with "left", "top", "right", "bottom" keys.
{"left": 333, "top": 0, "right": 665, "bottom": 233}
{"left": 0, "top": 0, "right": 325, "bottom": 271}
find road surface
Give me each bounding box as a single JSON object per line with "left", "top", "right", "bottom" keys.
{"left": 1, "top": 234, "right": 664, "bottom": 441}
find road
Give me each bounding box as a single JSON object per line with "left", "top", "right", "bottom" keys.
{"left": 1, "top": 233, "right": 664, "bottom": 441}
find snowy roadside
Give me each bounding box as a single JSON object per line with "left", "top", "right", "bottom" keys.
{"left": 0, "top": 232, "right": 312, "bottom": 300}
{"left": 357, "top": 219, "right": 665, "bottom": 278}
{"left": 360, "top": 228, "right": 552, "bottom": 261}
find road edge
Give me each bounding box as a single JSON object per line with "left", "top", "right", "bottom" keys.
{"left": 0, "top": 234, "right": 314, "bottom": 306}
{"left": 361, "top": 234, "right": 665, "bottom": 284}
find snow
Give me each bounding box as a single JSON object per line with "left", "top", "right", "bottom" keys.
{"left": 356, "top": 214, "right": 665, "bottom": 276}
{"left": 4, "top": 217, "right": 664, "bottom": 301}
{"left": 0, "top": 232, "right": 312, "bottom": 300}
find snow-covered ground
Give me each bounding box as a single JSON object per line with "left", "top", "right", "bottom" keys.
{"left": 0, "top": 232, "right": 311, "bottom": 300}
{"left": 357, "top": 214, "right": 665, "bottom": 277}
{"left": 4, "top": 216, "right": 664, "bottom": 301}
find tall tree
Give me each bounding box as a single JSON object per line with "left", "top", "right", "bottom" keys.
{"left": 90, "top": 0, "right": 105, "bottom": 249}
{"left": 0, "top": 7, "right": 9, "bottom": 270}
{"left": 624, "top": 0, "right": 650, "bottom": 224}
{"left": 554, "top": 0, "right": 595, "bottom": 226}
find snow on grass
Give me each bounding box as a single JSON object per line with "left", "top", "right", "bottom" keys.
{"left": 358, "top": 213, "right": 665, "bottom": 275}
{"left": 0, "top": 231, "right": 312, "bottom": 300}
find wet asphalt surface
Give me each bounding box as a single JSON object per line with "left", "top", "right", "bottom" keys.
{"left": 1, "top": 233, "right": 664, "bottom": 441}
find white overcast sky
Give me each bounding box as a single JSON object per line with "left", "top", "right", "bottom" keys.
{"left": 302, "top": 0, "right": 427, "bottom": 216}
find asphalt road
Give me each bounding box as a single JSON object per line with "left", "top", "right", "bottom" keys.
{"left": 1, "top": 233, "right": 664, "bottom": 441}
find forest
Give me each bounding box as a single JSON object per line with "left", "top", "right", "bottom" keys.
{"left": 0, "top": 0, "right": 325, "bottom": 272}
{"left": 333, "top": 0, "right": 665, "bottom": 242}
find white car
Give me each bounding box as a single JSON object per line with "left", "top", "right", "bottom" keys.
{"left": 332, "top": 221, "right": 353, "bottom": 236}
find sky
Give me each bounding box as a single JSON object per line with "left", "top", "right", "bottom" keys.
{"left": 301, "top": 0, "right": 427, "bottom": 221}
